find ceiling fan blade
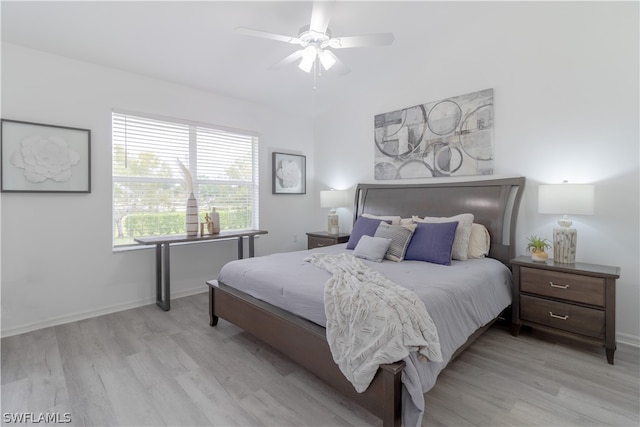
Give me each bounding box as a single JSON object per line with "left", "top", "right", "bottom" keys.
{"left": 309, "top": 0, "right": 335, "bottom": 34}
{"left": 236, "top": 27, "right": 301, "bottom": 45}
{"left": 330, "top": 33, "right": 395, "bottom": 49}
{"left": 324, "top": 50, "right": 350, "bottom": 75}
{"left": 268, "top": 50, "right": 304, "bottom": 69}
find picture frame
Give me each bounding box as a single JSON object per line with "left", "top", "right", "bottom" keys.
{"left": 1, "top": 119, "right": 91, "bottom": 193}
{"left": 272, "top": 152, "right": 306, "bottom": 194}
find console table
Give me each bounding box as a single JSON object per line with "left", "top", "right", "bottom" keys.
{"left": 135, "top": 229, "right": 268, "bottom": 311}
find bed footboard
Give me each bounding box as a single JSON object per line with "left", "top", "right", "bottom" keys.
{"left": 208, "top": 280, "right": 404, "bottom": 427}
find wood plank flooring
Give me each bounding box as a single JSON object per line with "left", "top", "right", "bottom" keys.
{"left": 2, "top": 292, "right": 638, "bottom": 426}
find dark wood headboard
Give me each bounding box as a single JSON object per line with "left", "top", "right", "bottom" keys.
{"left": 353, "top": 177, "right": 526, "bottom": 265}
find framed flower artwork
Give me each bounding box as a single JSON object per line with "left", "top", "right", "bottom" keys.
{"left": 272, "top": 152, "right": 305, "bottom": 194}
{"left": 1, "top": 119, "right": 91, "bottom": 193}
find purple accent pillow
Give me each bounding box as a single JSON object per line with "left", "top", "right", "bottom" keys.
{"left": 404, "top": 221, "right": 459, "bottom": 265}
{"left": 346, "top": 216, "right": 392, "bottom": 249}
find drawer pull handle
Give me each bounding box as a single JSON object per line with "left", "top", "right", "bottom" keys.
{"left": 549, "top": 312, "right": 569, "bottom": 320}
{"left": 317, "top": 243, "right": 325, "bottom": 247}
{"left": 549, "top": 282, "right": 569, "bottom": 289}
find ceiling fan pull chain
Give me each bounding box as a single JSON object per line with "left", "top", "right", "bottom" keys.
{"left": 313, "top": 59, "right": 318, "bottom": 90}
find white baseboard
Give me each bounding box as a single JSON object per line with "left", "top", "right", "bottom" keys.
{"left": 616, "top": 332, "right": 639, "bottom": 348}
{"left": 1, "top": 287, "right": 207, "bottom": 338}
{"left": 615, "top": 333, "right": 640, "bottom": 365}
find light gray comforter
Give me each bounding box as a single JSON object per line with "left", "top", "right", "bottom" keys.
{"left": 217, "top": 244, "right": 512, "bottom": 426}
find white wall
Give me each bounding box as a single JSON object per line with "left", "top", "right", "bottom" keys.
{"left": 314, "top": 2, "right": 640, "bottom": 345}
{"left": 1, "top": 43, "right": 314, "bottom": 336}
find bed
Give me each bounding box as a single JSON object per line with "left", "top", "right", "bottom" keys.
{"left": 207, "top": 177, "right": 525, "bottom": 427}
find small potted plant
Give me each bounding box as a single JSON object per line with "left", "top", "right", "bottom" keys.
{"left": 526, "top": 235, "right": 552, "bottom": 262}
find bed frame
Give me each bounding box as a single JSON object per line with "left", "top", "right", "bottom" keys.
{"left": 208, "top": 177, "right": 525, "bottom": 427}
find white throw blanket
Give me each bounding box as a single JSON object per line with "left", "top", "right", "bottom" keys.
{"left": 306, "top": 252, "right": 443, "bottom": 392}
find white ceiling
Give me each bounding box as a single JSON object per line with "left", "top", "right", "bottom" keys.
{"left": 1, "top": 1, "right": 496, "bottom": 118}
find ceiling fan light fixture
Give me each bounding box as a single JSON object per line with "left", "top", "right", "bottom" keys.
{"left": 237, "top": 0, "right": 394, "bottom": 83}
{"left": 319, "top": 49, "right": 336, "bottom": 70}
{"left": 298, "top": 46, "right": 317, "bottom": 72}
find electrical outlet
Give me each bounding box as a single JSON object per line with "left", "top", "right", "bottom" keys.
{"left": 292, "top": 234, "right": 297, "bottom": 243}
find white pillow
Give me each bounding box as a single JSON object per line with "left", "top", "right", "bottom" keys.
{"left": 399, "top": 217, "right": 414, "bottom": 226}
{"left": 468, "top": 223, "right": 490, "bottom": 259}
{"left": 353, "top": 235, "right": 392, "bottom": 263}
{"left": 362, "top": 213, "right": 402, "bottom": 225}
{"left": 413, "top": 213, "right": 474, "bottom": 260}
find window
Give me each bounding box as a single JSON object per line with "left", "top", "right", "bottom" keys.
{"left": 112, "top": 111, "right": 259, "bottom": 247}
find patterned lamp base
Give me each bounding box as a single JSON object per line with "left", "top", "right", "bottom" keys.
{"left": 327, "top": 210, "right": 339, "bottom": 235}
{"left": 553, "top": 227, "right": 577, "bottom": 263}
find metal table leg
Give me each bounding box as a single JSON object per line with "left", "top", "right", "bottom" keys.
{"left": 156, "top": 242, "right": 171, "bottom": 311}
{"left": 249, "top": 235, "right": 255, "bottom": 257}
{"left": 237, "top": 236, "right": 244, "bottom": 259}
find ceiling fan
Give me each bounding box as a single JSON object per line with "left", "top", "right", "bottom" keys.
{"left": 236, "top": 1, "right": 394, "bottom": 85}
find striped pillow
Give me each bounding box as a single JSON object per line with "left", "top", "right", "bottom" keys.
{"left": 374, "top": 222, "right": 415, "bottom": 262}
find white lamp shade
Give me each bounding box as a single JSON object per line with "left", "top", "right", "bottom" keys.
{"left": 320, "top": 190, "right": 349, "bottom": 208}
{"left": 298, "top": 46, "right": 316, "bottom": 73}
{"left": 319, "top": 50, "right": 337, "bottom": 70}
{"left": 538, "top": 184, "right": 595, "bottom": 215}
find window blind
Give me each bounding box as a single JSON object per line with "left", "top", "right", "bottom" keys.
{"left": 112, "top": 111, "right": 259, "bottom": 247}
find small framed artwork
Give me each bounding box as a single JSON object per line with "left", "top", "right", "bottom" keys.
{"left": 1, "top": 119, "right": 91, "bottom": 193}
{"left": 272, "top": 152, "right": 306, "bottom": 194}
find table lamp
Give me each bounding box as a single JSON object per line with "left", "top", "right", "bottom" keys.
{"left": 320, "top": 189, "right": 349, "bottom": 235}
{"left": 538, "top": 181, "right": 594, "bottom": 263}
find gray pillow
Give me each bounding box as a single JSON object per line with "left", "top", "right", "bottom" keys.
{"left": 353, "top": 235, "right": 392, "bottom": 263}
{"left": 374, "top": 222, "right": 415, "bottom": 262}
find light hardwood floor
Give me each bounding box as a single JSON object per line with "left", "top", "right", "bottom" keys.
{"left": 2, "top": 292, "right": 638, "bottom": 426}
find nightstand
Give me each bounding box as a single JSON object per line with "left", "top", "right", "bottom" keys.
{"left": 510, "top": 255, "right": 620, "bottom": 364}
{"left": 306, "top": 231, "right": 350, "bottom": 249}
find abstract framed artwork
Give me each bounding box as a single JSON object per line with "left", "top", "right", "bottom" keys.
{"left": 272, "top": 152, "right": 306, "bottom": 194}
{"left": 1, "top": 119, "right": 91, "bottom": 193}
{"left": 374, "top": 88, "right": 494, "bottom": 179}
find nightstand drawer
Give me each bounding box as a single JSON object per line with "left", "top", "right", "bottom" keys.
{"left": 521, "top": 295, "right": 605, "bottom": 339}
{"left": 308, "top": 236, "right": 336, "bottom": 248}
{"left": 307, "top": 232, "right": 350, "bottom": 249}
{"left": 521, "top": 267, "right": 605, "bottom": 307}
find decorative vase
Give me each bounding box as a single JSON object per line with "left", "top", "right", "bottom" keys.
{"left": 186, "top": 192, "right": 198, "bottom": 236}
{"left": 210, "top": 207, "right": 221, "bottom": 234}
{"left": 531, "top": 249, "right": 548, "bottom": 262}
